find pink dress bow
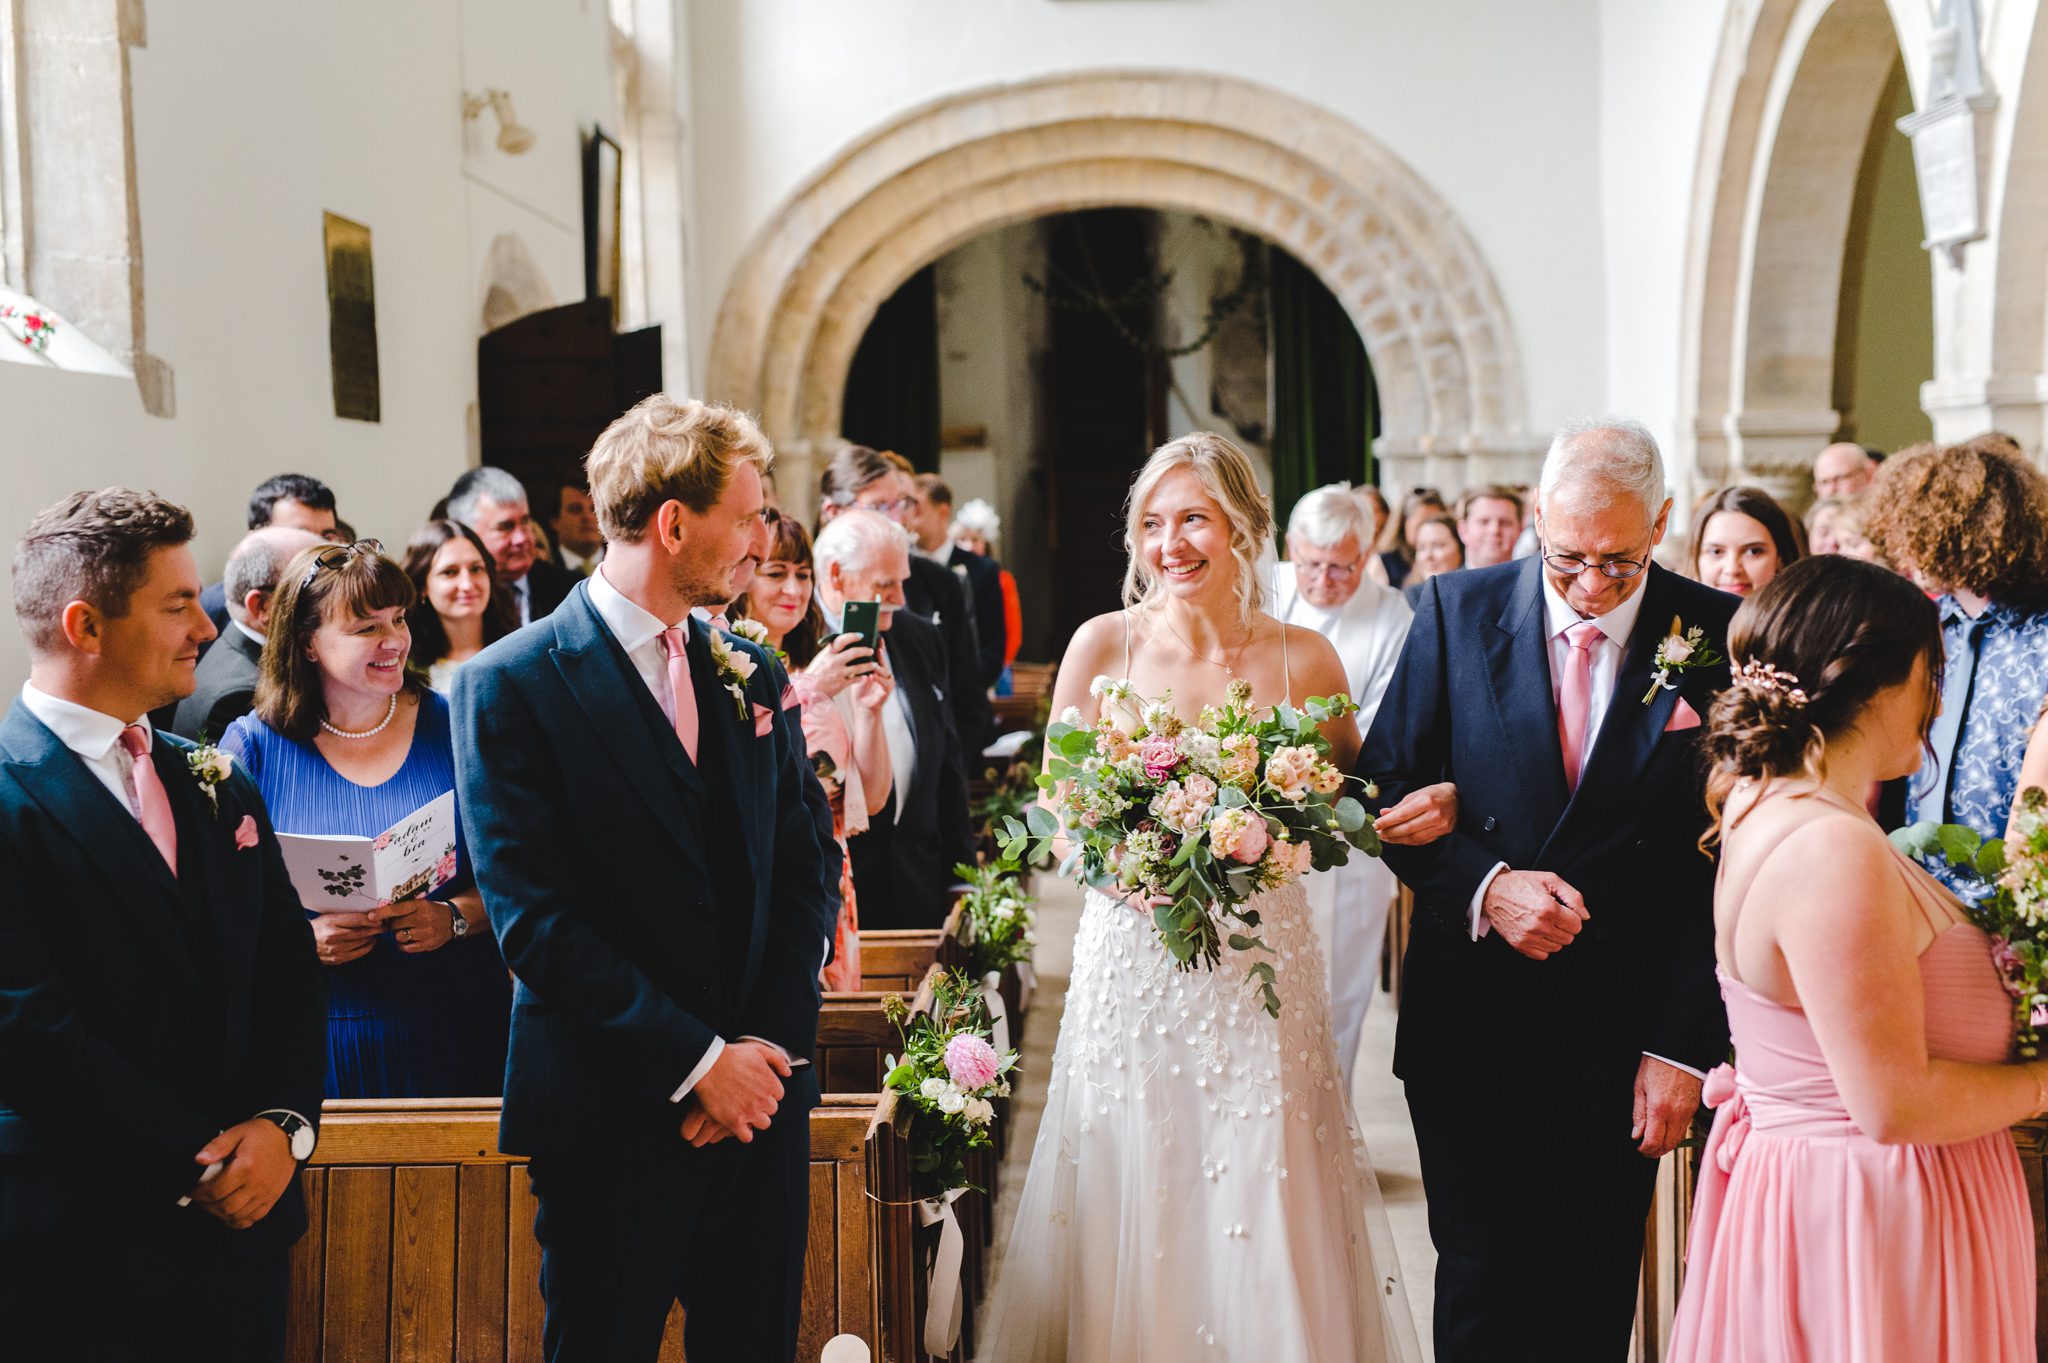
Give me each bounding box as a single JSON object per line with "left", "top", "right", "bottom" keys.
{"left": 1701, "top": 1062, "right": 1749, "bottom": 1173}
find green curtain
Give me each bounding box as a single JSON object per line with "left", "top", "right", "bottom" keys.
{"left": 841, "top": 265, "right": 942, "bottom": 470}
{"left": 1268, "top": 249, "right": 1378, "bottom": 542}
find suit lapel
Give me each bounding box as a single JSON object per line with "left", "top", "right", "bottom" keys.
{"left": 0, "top": 706, "right": 205, "bottom": 990}
{"left": 155, "top": 736, "right": 239, "bottom": 988}
{"left": 1482, "top": 559, "right": 1570, "bottom": 823}
{"left": 546, "top": 589, "right": 708, "bottom": 878}
{"left": 1540, "top": 568, "right": 1685, "bottom": 862}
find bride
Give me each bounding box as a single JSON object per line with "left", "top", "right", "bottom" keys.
{"left": 981, "top": 433, "right": 1425, "bottom": 1361}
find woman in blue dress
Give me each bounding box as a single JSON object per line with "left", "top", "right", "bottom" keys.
{"left": 223, "top": 539, "right": 510, "bottom": 1098}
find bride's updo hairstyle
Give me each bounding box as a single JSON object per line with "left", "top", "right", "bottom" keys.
{"left": 1121, "top": 431, "right": 1272, "bottom": 629}
{"left": 1702, "top": 553, "right": 1941, "bottom": 845}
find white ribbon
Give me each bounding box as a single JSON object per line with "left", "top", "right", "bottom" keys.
{"left": 917, "top": 1187, "right": 968, "bottom": 1358}
{"left": 981, "top": 971, "right": 1011, "bottom": 1055}
{"left": 1016, "top": 958, "right": 1038, "bottom": 1014}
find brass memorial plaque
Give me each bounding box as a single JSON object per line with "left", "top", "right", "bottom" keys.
{"left": 323, "top": 212, "right": 380, "bottom": 423}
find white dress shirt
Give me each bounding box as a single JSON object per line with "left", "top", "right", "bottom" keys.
{"left": 1466, "top": 577, "right": 1647, "bottom": 936}
{"left": 587, "top": 568, "right": 791, "bottom": 1102}
{"left": 17, "top": 683, "right": 148, "bottom": 815}
{"left": 233, "top": 619, "right": 266, "bottom": 648}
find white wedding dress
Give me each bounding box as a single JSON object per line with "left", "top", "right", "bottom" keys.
{"left": 981, "top": 763, "right": 1416, "bottom": 1357}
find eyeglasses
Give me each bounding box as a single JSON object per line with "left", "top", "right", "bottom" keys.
{"left": 1294, "top": 557, "right": 1363, "bottom": 582}
{"left": 854, "top": 496, "right": 918, "bottom": 516}
{"left": 1540, "top": 546, "right": 1649, "bottom": 580}
{"left": 300, "top": 538, "right": 385, "bottom": 589}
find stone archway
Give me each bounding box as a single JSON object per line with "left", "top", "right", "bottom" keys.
{"left": 703, "top": 70, "right": 1534, "bottom": 517}
{"left": 1678, "top": 0, "right": 1923, "bottom": 507}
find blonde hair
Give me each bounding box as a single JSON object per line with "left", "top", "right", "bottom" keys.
{"left": 584, "top": 394, "right": 773, "bottom": 542}
{"left": 1121, "top": 432, "right": 1271, "bottom": 628}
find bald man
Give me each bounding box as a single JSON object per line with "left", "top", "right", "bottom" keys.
{"left": 171, "top": 526, "right": 322, "bottom": 740}
{"left": 1812, "top": 442, "right": 1879, "bottom": 499}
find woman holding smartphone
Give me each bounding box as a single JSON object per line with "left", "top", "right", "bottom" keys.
{"left": 733, "top": 514, "right": 893, "bottom": 989}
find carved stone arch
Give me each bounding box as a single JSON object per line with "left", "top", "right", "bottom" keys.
{"left": 1679, "top": 0, "right": 1928, "bottom": 505}
{"left": 703, "top": 70, "right": 1534, "bottom": 517}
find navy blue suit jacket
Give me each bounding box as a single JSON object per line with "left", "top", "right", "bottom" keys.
{"left": 0, "top": 705, "right": 326, "bottom": 1241}
{"left": 451, "top": 582, "right": 838, "bottom": 1157}
{"left": 1360, "top": 559, "right": 1735, "bottom": 1091}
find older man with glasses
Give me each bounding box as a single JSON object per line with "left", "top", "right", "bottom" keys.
{"left": 1362, "top": 418, "right": 1736, "bottom": 1363}
{"left": 1270, "top": 484, "right": 1417, "bottom": 1083}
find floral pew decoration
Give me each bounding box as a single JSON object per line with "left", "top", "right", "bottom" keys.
{"left": 880, "top": 971, "right": 1020, "bottom": 1357}
{"left": 953, "top": 861, "right": 1037, "bottom": 1052}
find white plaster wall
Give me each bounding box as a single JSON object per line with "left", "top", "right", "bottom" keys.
{"left": 0, "top": 0, "right": 615, "bottom": 686}
{"left": 683, "top": 0, "right": 1612, "bottom": 442}
{"left": 1595, "top": 0, "right": 1731, "bottom": 464}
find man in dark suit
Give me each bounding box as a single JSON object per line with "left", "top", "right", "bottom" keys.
{"left": 909, "top": 473, "right": 1005, "bottom": 691}
{"left": 172, "top": 526, "right": 322, "bottom": 740}
{"left": 448, "top": 466, "right": 575, "bottom": 624}
{"left": 817, "top": 446, "right": 993, "bottom": 753}
{"left": 198, "top": 473, "right": 345, "bottom": 641}
{"left": 0, "top": 488, "right": 328, "bottom": 1362}
{"left": 452, "top": 396, "right": 836, "bottom": 1363}
{"left": 1361, "top": 419, "right": 1735, "bottom": 1363}
{"left": 814, "top": 510, "right": 975, "bottom": 931}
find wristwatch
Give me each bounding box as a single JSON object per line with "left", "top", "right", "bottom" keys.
{"left": 258, "top": 1109, "right": 316, "bottom": 1161}
{"left": 437, "top": 899, "right": 469, "bottom": 939}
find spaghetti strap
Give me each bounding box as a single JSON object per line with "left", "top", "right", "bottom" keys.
{"left": 1121, "top": 609, "right": 1132, "bottom": 679}
{"left": 1279, "top": 622, "right": 1291, "bottom": 706}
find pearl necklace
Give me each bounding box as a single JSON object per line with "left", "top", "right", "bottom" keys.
{"left": 320, "top": 694, "right": 398, "bottom": 740}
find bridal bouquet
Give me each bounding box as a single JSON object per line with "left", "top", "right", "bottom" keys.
{"left": 882, "top": 971, "right": 1020, "bottom": 1192}
{"left": 998, "top": 676, "right": 1380, "bottom": 1017}
{"left": 1893, "top": 786, "right": 2048, "bottom": 1058}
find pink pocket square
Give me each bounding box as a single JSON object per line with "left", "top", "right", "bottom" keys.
{"left": 1665, "top": 697, "right": 1702, "bottom": 732}
{"left": 233, "top": 814, "right": 260, "bottom": 850}
{"left": 753, "top": 703, "right": 776, "bottom": 738}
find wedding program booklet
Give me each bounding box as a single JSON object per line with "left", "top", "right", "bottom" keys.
{"left": 277, "top": 790, "right": 458, "bottom": 911}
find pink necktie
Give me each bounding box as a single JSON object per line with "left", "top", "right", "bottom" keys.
{"left": 1557, "top": 621, "right": 1603, "bottom": 793}
{"left": 117, "top": 724, "right": 178, "bottom": 877}
{"left": 658, "top": 625, "right": 700, "bottom": 763}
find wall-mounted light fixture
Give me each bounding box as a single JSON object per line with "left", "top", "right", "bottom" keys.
{"left": 463, "top": 89, "right": 537, "bottom": 156}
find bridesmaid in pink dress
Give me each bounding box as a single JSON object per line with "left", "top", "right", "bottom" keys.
{"left": 1670, "top": 555, "right": 2045, "bottom": 1363}
{"left": 733, "top": 514, "right": 895, "bottom": 992}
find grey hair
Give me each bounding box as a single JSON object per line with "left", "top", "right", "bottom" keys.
{"left": 1538, "top": 417, "right": 1668, "bottom": 521}
{"left": 1285, "top": 483, "right": 1370, "bottom": 550}
{"left": 813, "top": 507, "right": 912, "bottom": 575}
{"left": 447, "top": 466, "right": 531, "bottom": 527}
{"left": 950, "top": 497, "right": 1001, "bottom": 543}
{"left": 222, "top": 527, "right": 323, "bottom": 625}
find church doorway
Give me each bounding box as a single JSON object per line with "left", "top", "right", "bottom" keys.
{"left": 836, "top": 206, "right": 1379, "bottom": 661}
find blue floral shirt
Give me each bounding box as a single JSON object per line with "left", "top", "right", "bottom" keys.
{"left": 1909, "top": 596, "right": 2048, "bottom": 899}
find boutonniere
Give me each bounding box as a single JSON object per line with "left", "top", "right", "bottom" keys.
{"left": 185, "top": 740, "right": 235, "bottom": 817}
{"left": 706, "top": 631, "right": 759, "bottom": 721}
{"left": 728, "top": 616, "right": 789, "bottom": 668}
{"left": 1642, "top": 616, "right": 1722, "bottom": 705}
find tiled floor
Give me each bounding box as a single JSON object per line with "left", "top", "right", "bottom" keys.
{"left": 985, "top": 874, "right": 1436, "bottom": 1360}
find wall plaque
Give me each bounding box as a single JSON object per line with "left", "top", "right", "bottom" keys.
{"left": 323, "top": 212, "right": 381, "bottom": 422}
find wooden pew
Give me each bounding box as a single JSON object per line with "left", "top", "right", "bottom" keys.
{"left": 857, "top": 902, "right": 969, "bottom": 994}
{"left": 284, "top": 1094, "right": 891, "bottom": 1363}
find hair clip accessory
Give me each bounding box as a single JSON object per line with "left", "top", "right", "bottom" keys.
{"left": 1734, "top": 658, "right": 1809, "bottom": 708}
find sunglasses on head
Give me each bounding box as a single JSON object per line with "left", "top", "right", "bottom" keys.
{"left": 300, "top": 538, "right": 385, "bottom": 590}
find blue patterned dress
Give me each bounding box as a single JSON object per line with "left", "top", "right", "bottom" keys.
{"left": 1909, "top": 596, "right": 2048, "bottom": 900}
{"left": 223, "top": 689, "right": 511, "bottom": 1097}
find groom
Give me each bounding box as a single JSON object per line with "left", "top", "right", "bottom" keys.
{"left": 1362, "top": 419, "right": 1733, "bottom": 1363}
{"left": 453, "top": 395, "right": 839, "bottom": 1362}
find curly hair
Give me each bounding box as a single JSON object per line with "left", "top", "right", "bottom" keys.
{"left": 1701, "top": 555, "right": 1942, "bottom": 849}
{"left": 1863, "top": 441, "right": 2048, "bottom": 604}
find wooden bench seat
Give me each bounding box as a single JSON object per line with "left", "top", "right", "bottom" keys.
{"left": 284, "top": 1093, "right": 898, "bottom": 1362}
